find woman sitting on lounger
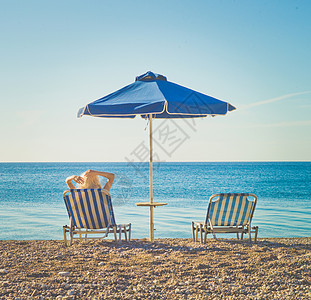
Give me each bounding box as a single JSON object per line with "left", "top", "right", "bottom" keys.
{"left": 66, "top": 169, "right": 115, "bottom": 191}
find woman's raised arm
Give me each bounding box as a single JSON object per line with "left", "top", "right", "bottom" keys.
{"left": 65, "top": 175, "right": 84, "bottom": 189}
{"left": 84, "top": 170, "right": 115, "bottom": 191}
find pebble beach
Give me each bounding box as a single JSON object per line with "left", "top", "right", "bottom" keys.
{"left": 0, "top": 237, "right": 310, "bottom": 299}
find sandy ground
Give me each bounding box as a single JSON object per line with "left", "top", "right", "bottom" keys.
{"left": 0, "top": 237, "right": 310, "bottom": 299}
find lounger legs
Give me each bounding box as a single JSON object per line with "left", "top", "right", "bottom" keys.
{"left": 253, "top": 226, "right": 258, "bottom": 243}
{"left": 123, "top": 224, "right": 131, "bottom": 242}
{"left": 63, "top": 226, "right": 68, "bottom": 247}
{"left": 113, "top": 226, "right": 117, "bottom": 241}
{"left": 191, "top": 223, "right": 258, "bottom": 244}
{"left": 124, "top": 226, "right": 128, "bottom": 241}
{"left": 192, "top": 223, "right": 210, "bottom": 243}
{"left": 192, "top": 222, "right": 200, "bottom": 242}
{"left": 199, "top": 224, "right": 203, "bottom": 243}
{"left": 128, "top": 224, "right": 131, "bottom": 241}
{"left": 196, "top": 226, "right": 199, "bottom": 242}
{"left": 114, "top": 224, "right": 132, "bottom": 243}
{"left": 63, "top": 223, "right": 132, "bottom": 246}
{"left": 69, "top": 229, "right": 73, "bottom": 246}
{"left": 62, "top": 225, "right": 73, "bottom": 247}
{"left": 203, "top": 230, "right": 207, "bottom": 243}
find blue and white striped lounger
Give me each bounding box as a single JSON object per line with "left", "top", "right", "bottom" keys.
{"left": 192, "top": 193, "right": 258, "bottom": 243}
{"left": 63, "top": 189, "right": 131, "bottom": 246}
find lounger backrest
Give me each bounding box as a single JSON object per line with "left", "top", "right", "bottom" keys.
{"left": 206, "top": 193, "right": 257, "bottom": 226}
{"left": 63, "top": 189, "right": 116, "bottom": 229}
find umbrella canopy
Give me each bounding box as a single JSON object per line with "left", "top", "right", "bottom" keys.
{"left": 78, "top": 71, "right": 236, "bottom": 242}
{"left": 78, "top": 71, "right": 235, "bottom": 119}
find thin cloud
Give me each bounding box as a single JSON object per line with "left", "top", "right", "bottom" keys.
{"left": 241, "top": 91, "right": 311, "bottom": 109}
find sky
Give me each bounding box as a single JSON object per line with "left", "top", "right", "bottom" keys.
{"left": 0, "top": 0, "right": 310, "bottom": 162}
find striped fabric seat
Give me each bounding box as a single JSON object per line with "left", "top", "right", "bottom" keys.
{"left": 206, "top": 193, "right": 256, "bottom": 227}
{"left": 63, "top": 189, "right": 131, "bottom": 246}
{"left": 192, "top": 193, "right": 258, "bottom": 243}
{"left": 64, "top": 189, "right": 116, "bottom": 229}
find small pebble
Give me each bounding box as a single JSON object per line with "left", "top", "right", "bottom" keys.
{"left": 58, "top": 272, "right": 70, "bottom": 276}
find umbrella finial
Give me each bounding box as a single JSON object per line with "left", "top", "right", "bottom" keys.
{"left": 136, "top": 71, "right": 167, "bottom": 82}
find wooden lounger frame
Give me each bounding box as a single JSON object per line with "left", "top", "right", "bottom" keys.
{"left": 63, "top": 222, "right": 131, "bottom": 246}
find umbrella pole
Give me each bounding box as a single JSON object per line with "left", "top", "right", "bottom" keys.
{"left": 149, "top": 114, "right": 154, "bottom": 242}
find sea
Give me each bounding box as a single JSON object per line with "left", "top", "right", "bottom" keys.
{"left": 0, "top": 162, "right": 310, "bottom": 240}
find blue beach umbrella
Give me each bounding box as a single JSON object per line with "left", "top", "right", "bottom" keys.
{"left": 78, "top": 71, "right": 236, "bottom": 241}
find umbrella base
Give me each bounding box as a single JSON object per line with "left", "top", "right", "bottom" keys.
{"left": 136, "top": 202, "right": 167, "bottom": 242}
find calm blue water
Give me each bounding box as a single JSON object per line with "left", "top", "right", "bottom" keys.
{"left": 0, "top": 162, "right": 310, "bottom": 240}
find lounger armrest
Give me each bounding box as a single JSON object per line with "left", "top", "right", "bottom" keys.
{"left": 193, "top": 222, "right": 205, "bottom": 226}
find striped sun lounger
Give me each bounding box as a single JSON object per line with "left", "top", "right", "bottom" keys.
{"left": 63, "top": 189, "right": 131, "bottom": 246}
{"left": 192, "top": 193, "right": 258, "bottom": 243}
